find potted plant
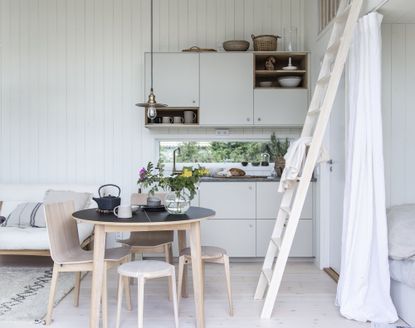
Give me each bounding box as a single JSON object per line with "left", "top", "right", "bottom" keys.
{"left": 137, "top": 162, "right": 208, "bottom": 214}
{"left": 137, "top": 161, "right": 165, "bottom": 206}
{"left": 264, "top": 133, "right": 290, "bottom": 177}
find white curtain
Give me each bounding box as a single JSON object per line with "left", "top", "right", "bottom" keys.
{"left": 336, "top": 12, "right": 398, "bottom": 323}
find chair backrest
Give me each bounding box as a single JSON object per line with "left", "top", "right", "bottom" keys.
{"left": 131, "top": 193, "right": 166, "bottom": 205}
{"left": 44, "top": 201, "right": 81, "bottom": 264}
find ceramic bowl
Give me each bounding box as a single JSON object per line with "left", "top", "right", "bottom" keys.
{"left": 223, "top": 40, "right": 250, "bottom": 51}
{"left": 259, "top": 81, "right": 273, "bottom": 87}
{"left": 278, "top": 76, "right": 302, "bottom": 88}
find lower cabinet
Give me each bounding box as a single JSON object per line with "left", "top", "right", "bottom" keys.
{"left": 200, "top": 219, "right": 256, "bottom": 257}
{"left": 256, "top": 219, "right": 313, "bottom": 257}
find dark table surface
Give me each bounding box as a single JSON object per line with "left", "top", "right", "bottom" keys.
{"left": 72, "top": 206, "right": 216, "bottom": 224}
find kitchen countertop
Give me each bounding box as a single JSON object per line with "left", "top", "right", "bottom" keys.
{"left": 200, "top": 176, "right": 317, "bottom": 182}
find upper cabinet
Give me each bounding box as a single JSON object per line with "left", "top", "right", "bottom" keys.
{"left": 145, "top": 52, "right": 199, "bottom": 107}
{"left": 199, "top": 53, "right": 254, "bottom": 126}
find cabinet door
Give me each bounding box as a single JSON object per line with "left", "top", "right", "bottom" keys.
{"left": 201, "top": 219, "right": 256, "bottom": 257}
{"left": 145, "top": 53, "right": 199, "bottom": 107}
{"left": 199, "top": 182, "right": 255, "bottom": 219}
{"left": 254, "top": 89, "right": 308, "bottom": 126}
{"left": 256, "top": 219, "right": 313, "bottom": 257}
{"left": 199, "top": 53, "right": 254, "bottom": 125}
{"left": 256, "top": 182, "right": 313, "bottom": 219}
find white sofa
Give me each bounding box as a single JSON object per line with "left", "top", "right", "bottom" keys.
{"left": 0, "top": 184, "right": 97, "bottom": 256}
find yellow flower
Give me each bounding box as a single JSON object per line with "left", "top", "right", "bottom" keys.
{"left": 181, "top": 169, "right": 192, "bottom": 178}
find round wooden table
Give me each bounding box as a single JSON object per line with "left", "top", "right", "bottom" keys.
{"left": 73, "top": 206, "right": 215, "bottom": 328}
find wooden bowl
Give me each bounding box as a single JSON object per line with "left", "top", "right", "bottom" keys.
{"left": 223, "top": 40, "right": 250, "bottom": 51}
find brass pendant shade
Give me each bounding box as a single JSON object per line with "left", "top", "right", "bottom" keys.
{"left": 135, "top": 0, "right": 166, "bottom": 119}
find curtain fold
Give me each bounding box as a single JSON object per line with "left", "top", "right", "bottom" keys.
{"left": 336, "top": 12, "right": 398, "bottom": 323}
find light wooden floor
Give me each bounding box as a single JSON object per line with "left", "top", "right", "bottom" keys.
{"left": 4, "top": 261, "right": 373, "bottom": 328}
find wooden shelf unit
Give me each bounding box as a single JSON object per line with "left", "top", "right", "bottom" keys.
{"left": 253, "top": 52, "right": 309, "bottom": 89}
{"left": 144, "top": 107, "right": 199, "bottom": 127}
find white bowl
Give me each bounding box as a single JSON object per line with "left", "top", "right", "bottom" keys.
{"left": 278, "top": 76, "right": 302, "bottom": 88}
{"left": 259, "top": 81, "right": 273, "bottom": 87}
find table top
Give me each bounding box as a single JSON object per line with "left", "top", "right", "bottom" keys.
{"left": 72, "top": 206, "right": 216, "bottom": 226}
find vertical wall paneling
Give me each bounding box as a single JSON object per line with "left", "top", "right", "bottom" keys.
{"left": 0, "top": 0, "right": 305, "bottom": 195}
{"left": 382, "top": 23, "right": 415, "bottom": 207}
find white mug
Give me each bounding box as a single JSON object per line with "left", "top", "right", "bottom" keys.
{"left": 173, "top": 116, "right": 184, "bottom": 124}
{"left": 184, "top": 111, "right": 197, "bottom": 124}
{"left": 162, "top": 117, "right": 173, "bottom": 124}
{"left": 113, "top": 205, "right": 132, "bottom": 219}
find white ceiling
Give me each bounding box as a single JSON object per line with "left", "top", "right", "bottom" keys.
{"left": 378, "top": 0, "right": 415, "bottom": 23}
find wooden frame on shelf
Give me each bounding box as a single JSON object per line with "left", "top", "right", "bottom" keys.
{"left": 253, "top": 51, "right": 309, "bottom": 89}
{"left": 144, "top": 107, "right": 200, "bottom": 128}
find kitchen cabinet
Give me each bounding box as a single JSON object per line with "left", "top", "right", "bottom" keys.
{"left": 145, "top": 52, "right": 199, "bottom": 107}
{"left": 256, "top": 219, "right": 313, "bottom": 257}
{"left": 199, "top": 53, "right": 254, "bottom": 125}
{"left": 254, "top": 89, "right": 308, "bottom": 126}
{"left": 201, "top": 219, "right": 256, "bottom": 257}
{"left": 256, "top": 182, "right": 313, "bottom": 219}
{"left": 199, "top": 182, "right": 255, "bottom": 219}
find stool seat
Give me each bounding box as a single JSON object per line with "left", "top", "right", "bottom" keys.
{"left": 180, "top": 246, "right": 226, "bottom": 260}
{"left": 118, "top": 260, "right": 173, "bottom": 279}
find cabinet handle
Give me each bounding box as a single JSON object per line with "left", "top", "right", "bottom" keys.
{"left": 249, "top": 224, "right": 253, "bottom": 228}
{"left": 257, "top": 117, "right": 261, "bottom": 121}
{"left": 246, "top": 117, "right": 250, "bottom": 122}
{"left": 192, "top": 100, "right": 196, "bottom": 104}
{"left": 248, "top": 186, "right": 253, "bottom": 190}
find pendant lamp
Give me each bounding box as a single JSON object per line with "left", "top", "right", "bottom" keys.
{"left": 136, "top": 0, "right": 167, "bottom": 119}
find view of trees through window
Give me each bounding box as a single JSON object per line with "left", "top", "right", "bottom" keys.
{"left": 159, "top": 139, "right": 290, "bottom": 164}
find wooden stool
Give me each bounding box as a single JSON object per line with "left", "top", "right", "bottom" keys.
{"left": 116, "top": 260, "right": 179, "bottom": 328}
{"left": 178, "top": 246, "right": 233, "bottom": 316}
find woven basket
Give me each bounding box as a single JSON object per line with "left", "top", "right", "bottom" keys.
{"left": 251, "top": 34, "right": 280, "bottom": 51}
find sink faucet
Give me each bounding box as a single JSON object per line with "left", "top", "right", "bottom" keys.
{"left": 173, "top": 147, "right": 181, "bottom": 174}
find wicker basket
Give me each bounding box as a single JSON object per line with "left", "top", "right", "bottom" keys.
{"left": 251, "top": 34, "right": 281, "bottom": 51}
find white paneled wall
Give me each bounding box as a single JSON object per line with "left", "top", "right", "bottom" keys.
{"left": 382, "top": 23, "right": 415, "bottom": 207}
{"left": 0, "top": 0, "right": 304, "bottom": 195}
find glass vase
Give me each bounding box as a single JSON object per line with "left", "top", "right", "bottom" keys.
{"left": 165, "top": 191, "right": 191, "bottom": 215}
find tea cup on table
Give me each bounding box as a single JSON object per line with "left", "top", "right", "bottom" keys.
{"left": 113, "top": 205, "right": 132, "bottom": 219}
{"left": 162, "top": 117, "right": 173, "bottom": 124}
{"left": 184, "top": 111, "right": 197, "bottom": 124}
{"left": 173, "top": 116, "right": 184, "bottom": 124}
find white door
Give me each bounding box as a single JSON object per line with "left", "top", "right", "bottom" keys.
{"left": 145, "top": 53, "right": 199, "bottom": 107}
{"left": 199, "top": 53, "right": 254, "bottom": 125}
{"left": 328, "top": 74, "right": 346, "bottom": 274}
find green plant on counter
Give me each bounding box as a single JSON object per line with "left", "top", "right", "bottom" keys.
{"left": 264, "top": 133, "right": 290, "bottom": 161}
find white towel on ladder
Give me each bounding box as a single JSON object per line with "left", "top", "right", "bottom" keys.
{"left": 278, "top": 137, "right": 329, "bottom": 192}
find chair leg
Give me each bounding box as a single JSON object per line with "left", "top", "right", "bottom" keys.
{"left": 137, "top": 277, "right": 145, "bottom": 328}
{"left": 223, "top": 255, "right": 234, "bottom": 316}
{"left": 170, "top": 270, "right": 179, "bottom": 328}
{"left": 164, "top": 244, "right": 173, "bottom": 301}
{"left": 73, "top": 271, "right": 81, "bottom": 307}
{"left": 46, "top": 264, "right": 59, "bottom": 325}
{"left": 123, "top": 276, "right": 132, "bottom": 311}
{"left": 102, "top": 266, "right": 108, "bottom": 328}
{"left": 116, "top": 275, "right": 124, "bottom": 328}
{"left": 177, "top": 256, "right": 185, "bottom": 305}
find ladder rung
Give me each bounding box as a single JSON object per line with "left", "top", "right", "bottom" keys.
{"left": 335, "top": 3, "right": 352, "bottom": 23}
{"left": 327, "top": 38, "right": 342, "bottom": 56}
{"left": 308, "top": 106, "right": 321, "bottom": 115}
{"left": 317, "top": 74, "right": 331, "bottom": 85}
{"left": 262, "top": 268, "right": 273, "bottom": 283}
{"left": 280, "top": 206, "right": 291, "bottom": 215}
{"left": 271, "top": 237, "right": 282, "bottom": 249}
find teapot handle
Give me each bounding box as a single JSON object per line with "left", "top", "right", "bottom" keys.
{"left": 98, "top": 184, "right": 121, "bottom": 197}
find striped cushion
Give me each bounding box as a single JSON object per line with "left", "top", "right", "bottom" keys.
{"left": 1, "top": 202, "right": 45, "bottom": 228}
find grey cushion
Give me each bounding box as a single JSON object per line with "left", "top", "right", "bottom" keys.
{"left": 43, "top": 189, "right": 92, "bottom": 211}
{"left": 1, "top": 202, "right": 45, "bottom": 228}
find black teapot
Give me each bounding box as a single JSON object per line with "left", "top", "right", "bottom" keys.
{"left": 93, "top": 184, "right": 121, "bottom": 211}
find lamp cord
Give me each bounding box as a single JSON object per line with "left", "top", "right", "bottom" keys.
{"left": 150, "top": 0, "right": 154, "bottom": 92}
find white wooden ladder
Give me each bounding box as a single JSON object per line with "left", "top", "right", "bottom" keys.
{"left": 254, "top": 0, "right": 363, "bottom": 319}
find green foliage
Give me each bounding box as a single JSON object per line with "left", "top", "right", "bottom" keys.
{"left": 264, "top": 133, "right": 290, "bottom": 161}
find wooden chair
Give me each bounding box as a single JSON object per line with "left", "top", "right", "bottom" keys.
{"left": 117, "top": 193, "right": 175, "bottom": 298}
{"left": 44, "top": 201, "right": 132, "bottom": 327}
{"left": 116, "top": 260, "right": 179, "bottom": 328}
{"left": 178, "top": 246, "right": 234, "bottom": 316}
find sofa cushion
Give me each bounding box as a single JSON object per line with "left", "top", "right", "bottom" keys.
{"left": 2, "top": 202, "right": 45, "bottom": 228}
{"left": 387, "top": 204, "right": 415, "bottom": 260}
{"left": 43, "top": 190, "right": 92, "bottom": 211}
{"left": 0, "top": 223, "right": 94, "bottom": 250}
